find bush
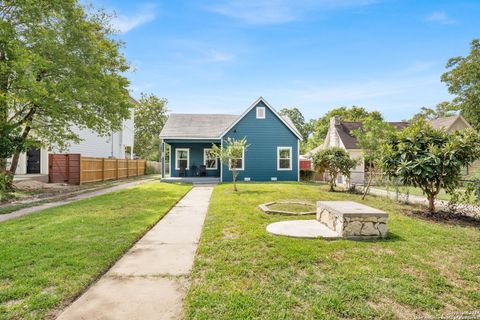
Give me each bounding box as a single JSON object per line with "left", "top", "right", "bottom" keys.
{"left": 145, "top": 166, "right": 157, "bottom": 175}
{"left": 300, "top": 170, "right": 314, "bottom": 181}
{"left": 0, "top": 171, "right": 14, "bottom": 202}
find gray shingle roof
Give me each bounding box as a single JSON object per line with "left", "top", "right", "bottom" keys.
{"left": 428, "top": 115, "right": 461, "bottom": 130}
{"left": 159, "top": 114, "right": 239, "bottom": 139}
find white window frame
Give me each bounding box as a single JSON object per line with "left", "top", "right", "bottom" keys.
{"left": 175, "top": 148, "right": 190, "bottom": 170}
{"left": 203, "top": 148, "right": 218, "bottom": 170}
{"left": 229, "top": 148, "right": 245, "bottom": 171}
{"left": 256, "top": 106, "right": 265, "bottom": 119}
{"left": 277, "top": 147, "right": 292, "bottom": 171}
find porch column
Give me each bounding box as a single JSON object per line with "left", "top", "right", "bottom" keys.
{"left": 161, "top": 140, "right": 165, "bottom": 179}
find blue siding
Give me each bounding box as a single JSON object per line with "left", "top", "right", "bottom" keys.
{"left": 222, "top": 101, "right": 299, "bottom": 182}
{"left": 168, "top": 142, "right": 220, "bottom": 177}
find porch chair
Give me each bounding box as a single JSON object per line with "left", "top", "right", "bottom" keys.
{"left": 199, "top": 165, "right": 207, "bottom": 177}
{"left": 179, "top": 165, "right": 187, "bottom": 177}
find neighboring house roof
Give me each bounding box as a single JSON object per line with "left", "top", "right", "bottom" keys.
{"left": 337, "top": 121, "right": 409, "bottom": 149}
{"left": 159, "top": 114, "right": 238, "bottom": 139}
{"left": 428, "top": 115, "right": 472, "bottom": 130}
{"left": 128, "top": 95, "right": 140, "bottom": 105}
{"left": 159, "top": 97, "right": 303, "bottom": 141}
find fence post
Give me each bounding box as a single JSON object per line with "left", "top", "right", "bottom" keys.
{"left": 101, "top": 158, "right": 105, "bottom": 181}
{"left": 116, "top": 159, "right": 119, "bottom": 180}
{"left": 126, "top": 159, "right": 129, "bottom": 178}
{"left": 137, "top": 160, "right": 140, "bottom": 176}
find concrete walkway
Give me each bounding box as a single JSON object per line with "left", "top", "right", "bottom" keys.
{"left": 0, "top": 178, "right": 154, "bottom": 223}
{"left": 56, "top": 185, "right": 214, "bottom": 320}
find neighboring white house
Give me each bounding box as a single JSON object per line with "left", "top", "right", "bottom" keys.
{"left": 305, "top": 114, "right": 479, "bottom": 185}
{"left": 11, "top": 97, "right": 137, "bottom": 176}
{"left": 305, "top": 116, "right": 408, "bottom": 185}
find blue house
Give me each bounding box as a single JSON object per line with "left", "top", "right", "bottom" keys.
{"left": 159, "top": 97, "right": 303, "bottom": 182}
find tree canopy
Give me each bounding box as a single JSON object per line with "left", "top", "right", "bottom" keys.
{"left": 278, "top": 107, "right": 313, "bottom": 141}
{"left": 441, "top": 39, "right": 480, "bottom": 130}
{"left": 0, "top": 0, "right": 132, "bottom": 174}
{"left": 211, "top": 137, "right": 249, "bottom": 192}
{"left": 410, "top": 101, "right": 456, "bottom": 122}
{"left": 381, "top": 119, "right": 480, "bottom": 212}
{"left": 306, "top": 106, "right": 383, "bottom": 152}
{"left": 134, "top": 93, "right": 168, "bottom": 160}
{"left": 312, "top": 147, "right": 358, "bottom": 192}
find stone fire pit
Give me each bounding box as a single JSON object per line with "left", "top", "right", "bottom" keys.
{"left": 317, "top": 201, "right": 388, "bottom": 238}
{"left": 265, "top": 201, "right": 388, "bottom": 239}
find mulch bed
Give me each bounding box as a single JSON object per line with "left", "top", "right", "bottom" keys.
{"left": 402, "top": 208, "right": 480, "bottom": 228}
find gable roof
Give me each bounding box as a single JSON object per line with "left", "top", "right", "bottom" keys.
{"left": 160, "top": 97, "right": 303, "bottom": 141}
{"left": 220, "top": 97, "right": 303, "bottom": 140}
{"left": 428, "top": 115, "right": 472, "bottom": 130}
{"left": 159, "top": 114, "right": 238, "bottom": 139}
{"left": 337, "top": 121, "right": 409, "bottom": 149}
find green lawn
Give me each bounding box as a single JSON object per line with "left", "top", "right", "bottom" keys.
{"left": 185, "top": 183, "right": 480, "bottom": 319}
{"left": 375, "top": 185, "right": 464, "bottom": 202}
{"left": 268, "top": 202, "right": 315, "bottom": 213}
{"left": 0, "top": 181, "right": 190, "bottom": 319}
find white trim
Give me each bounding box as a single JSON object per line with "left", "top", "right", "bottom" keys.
{"left": 229, "top": 147, "right": 245, "bottom": 171}
{"left": 297, "top": 140, "right": 300, "bottom": 182}
{"left": 220, "top": 139, "right": 223, "bottom": 182}
{"left": 277, "top": 146, "right": 292, "bottom": 171}
{"left": 175, "top": 148, "right": 190, "bottom": 170}
{"left": 256, "top": 106, "right": 265, "bottom": 119}
{"left": 220, "top": 97, "right": 303, "bottom": 141}
{"left": 203, "top": 148, "right": 218, "bottom": 170}
{"left": 160, "top": 137, "right": 222, "bottom": 140}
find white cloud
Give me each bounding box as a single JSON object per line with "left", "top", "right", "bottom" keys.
{"left": 111, "top": 4, "right": 156, "bottom": 33}
{"left": 207, "top": 50, "right": 235, "bottom": 62}
{"left": 208, "top": 0, "right": 378, "bottom": 25}
{"left": 425, "top": 11, "right": 457, "bottom": 25}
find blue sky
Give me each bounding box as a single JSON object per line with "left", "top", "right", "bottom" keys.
{"left": 90, "top": 0, "right": 479, "bottom": 121}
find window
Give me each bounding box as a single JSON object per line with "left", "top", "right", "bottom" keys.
{"left": 277, "top": 147, "right": 292, "bottom": 170}
{"left": 256, "top": 106, "right": 265, "bottom": 119}
{"left": 203, "top": 148, "right": 217, "bottom": 170}
{"left": 175, "top": 148, "right": 189, "bottom": 170}
{"left": 229, "top": 148, "right": 245, "bottom": 171}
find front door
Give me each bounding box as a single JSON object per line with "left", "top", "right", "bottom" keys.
{"left": 27, "top": 148, "right": 41, "bottom": 174}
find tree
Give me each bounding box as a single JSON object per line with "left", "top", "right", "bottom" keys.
{"left": 306, "top": 106, "right": 383, "bottom": 152}
{"left": 381, "top": 119, "right": 480, "bottom": 213}
{"left": 312, "top": 147, "right": 358, "bottom": 192}
{"left": 134, "top": 93, "right": 168, "bottom": 160}
{"left": 279, "top": 107, "right": 313, "bottom": 140}
{"left": 441, "top": 39, "right": 480, "bottom": 130}
{"left": 0, "top": 1, "right": 132, "bottom": 182}
{"left": 410, "top": 101, "right": 456, "bottom": 122}
{"left": 352, "top": 117, "right": 397, "bottom": 199}
{"left": 211, "top": 137, "right": 249, "bottom": 192}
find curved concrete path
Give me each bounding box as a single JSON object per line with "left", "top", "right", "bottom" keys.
{"left": 56, "top": 185, "right": 214, "bottom": 320}
{"left": 267, "top": 220, "right": 340, "bottom": 239}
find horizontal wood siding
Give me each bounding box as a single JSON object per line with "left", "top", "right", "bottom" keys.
{"left": 222, "top": 101, "right": 299, "bottom": 182}
{"left": 168, "top": 142, "right": 220, "bottom": 177}
{"left": 48, "top": 154, "right": 81, "bottom": 184}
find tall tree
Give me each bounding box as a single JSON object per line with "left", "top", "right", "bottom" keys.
{"left": 381, "top": 119, "right": 480, "bottom": 213}
{"left": 279, "top": 107, "right": 313, "bottom": 140}
{"left": 441, "top": 39, "right": 480, "bottom": 130}
{"left": 410, "top": 101, "right": 456, "bottom": 122}
{"left": 0, "top": 1, "right": 132, "bottom": 179}
{"left": 134, "top": 93, "right": 168, "bottom": 160}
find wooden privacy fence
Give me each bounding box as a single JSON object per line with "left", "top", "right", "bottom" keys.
{"left": 49, "top": 154, "right": 146, "bottom": 185}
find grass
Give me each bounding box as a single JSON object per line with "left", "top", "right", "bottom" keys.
{"left": 185, "top": 182, "right": 480, "bottom": 319}
{"left": 0, "top": 181, "right": 191, "bottom": 319}
{"left": 268, "top": 202, "right": 315, "bottom": 213}
{"left": 375, "top": 185, "right": 466, "bottom": 202}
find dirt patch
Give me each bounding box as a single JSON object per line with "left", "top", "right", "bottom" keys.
{"left": 402, "top": 209, "right": 480, "bottom": 228}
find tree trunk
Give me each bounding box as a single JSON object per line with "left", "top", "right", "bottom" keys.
{"left": 8, "top": 125, "right": 32, "bottom": 176}
{"left": 329, "top": 176, "right": 335, "bottom": 192}
{"left": 427, "top": 194, "right": 435, "bottom": 213}
{"left": 362, "top": 170, "right": 374, "bottom": 200}
{"left": 233, "top": 170, "right": 237, "bottom": 192}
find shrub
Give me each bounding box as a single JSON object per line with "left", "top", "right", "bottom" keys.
{"left": 300, "top": 170, "right": 314, "bottom": 181}
{"left": 312, "top": 147, "right": 358, "bottom": 191}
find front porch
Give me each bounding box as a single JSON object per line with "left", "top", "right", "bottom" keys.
{"left": 160, "top": 177, "right": 220, "bottom": 184}
{"left": 161, "top": 139, "right": 221, "bottom": 179}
